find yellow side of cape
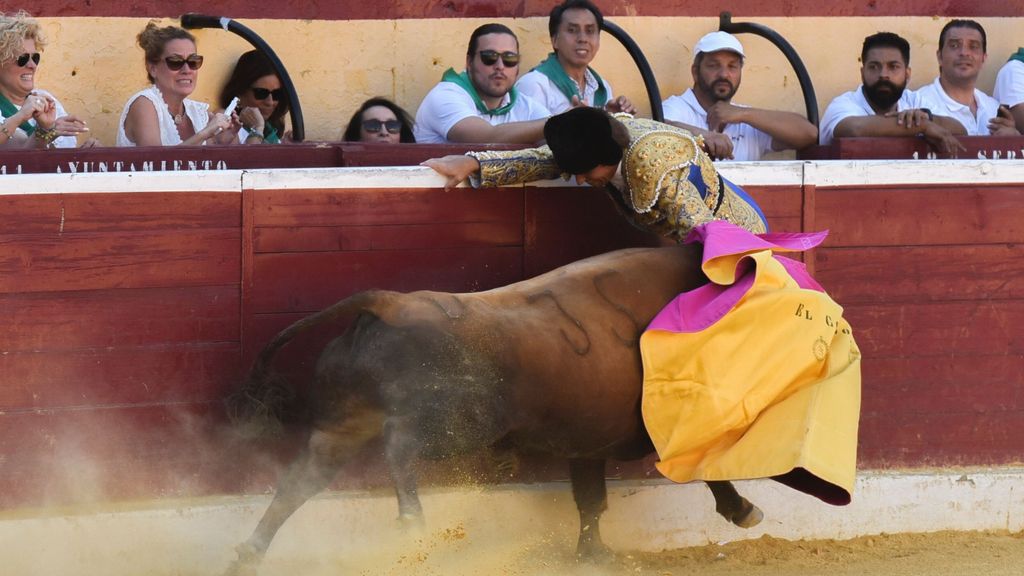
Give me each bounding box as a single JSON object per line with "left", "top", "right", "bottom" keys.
{"left": 641, "top": 251, "right": 861, "bottom": 498}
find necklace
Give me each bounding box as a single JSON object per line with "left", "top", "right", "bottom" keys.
{"left": 171, "top": 110, "right": 186, "bottom": 125}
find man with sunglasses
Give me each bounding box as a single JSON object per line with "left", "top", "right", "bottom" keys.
{"left": 414, "top": 23, "right": 549, "bottom": 144}
{"left": 516, "top": 0, "right": 635, "bottom": 116}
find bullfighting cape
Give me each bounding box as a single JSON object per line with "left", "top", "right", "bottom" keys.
{"left": 641, "top": 221, "right": 861, "bottom": 505}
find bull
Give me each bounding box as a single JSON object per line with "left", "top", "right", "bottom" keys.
{"left": 226, "top": 243, "right": 763, "bottom": 574}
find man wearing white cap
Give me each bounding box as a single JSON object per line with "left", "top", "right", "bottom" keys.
{"left": 663, "top": 31, "right": 817, "bottom": 161}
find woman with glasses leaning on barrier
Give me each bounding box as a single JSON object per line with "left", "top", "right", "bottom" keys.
{"left": 117, "top": 21, "right": 238, "bottom": 147}
{"left": 342, "top": 97, "right": 416, "bottom": 144}
{"left": 0, "top": 11, "right": 98, "bottom": 148}
{"left": 218, "top": 50, "right": 290, "bottom": 144}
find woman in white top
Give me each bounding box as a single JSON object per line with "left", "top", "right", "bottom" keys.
{"left": 0, "top": 11, "right": 95, "bottom": 148}
{"left": 117, "top": 22, "right": 237, "bottom": 147}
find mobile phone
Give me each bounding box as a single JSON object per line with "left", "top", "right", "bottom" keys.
{"left": 224, "top": 97, "right": 240, "bottom": 117}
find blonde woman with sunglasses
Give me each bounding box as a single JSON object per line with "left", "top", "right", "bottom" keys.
{"left": 117, "top": 22, "right": 237, "bottom": 147}
{"left": 0, "top": 11, "right": 95, "bottom": 148}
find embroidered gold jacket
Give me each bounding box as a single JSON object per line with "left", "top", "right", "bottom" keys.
{"left": 468, "top": 114, "right": 767, "bottom": 241}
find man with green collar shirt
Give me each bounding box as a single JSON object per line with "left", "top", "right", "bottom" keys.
{"left": 516, "top": 0, "right": 635, "bottom": 115}
{"left": 414, "top": 23, "right": 550, "bottom": 144}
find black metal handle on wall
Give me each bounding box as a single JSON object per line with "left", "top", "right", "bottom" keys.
{"left": 601, "top": 20, "right": 664, "bottom": 122}
{"left": 181, "top": 13, "right": 305, "bottom": 141}
{"left": 718, "top": 12, "right": 818, "bottom": 126}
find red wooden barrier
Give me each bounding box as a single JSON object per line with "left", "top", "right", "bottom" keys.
{"left": 1, "top": 147, "right": 1022, "bottom": 510}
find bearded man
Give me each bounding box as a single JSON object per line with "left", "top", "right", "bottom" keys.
{"left": 662, "top": 31, "right": 817, "bottom": 161}
{"left": 819, "top": 31, "right": 966, "bottom": 156}
{"left": 414, "top": 23, "right": 549, "bottom": 144}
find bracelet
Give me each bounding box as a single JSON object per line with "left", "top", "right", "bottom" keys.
{"left": 34, "top": 126, "right": 58, "bottom": 146}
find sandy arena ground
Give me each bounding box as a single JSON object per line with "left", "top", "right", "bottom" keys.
{"left": 3, "top": 477, "right": 1024, "bottom": 576}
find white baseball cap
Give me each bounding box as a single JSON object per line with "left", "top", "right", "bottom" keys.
{"left": 693, "top": 31, "right": 745, "bottom": 59}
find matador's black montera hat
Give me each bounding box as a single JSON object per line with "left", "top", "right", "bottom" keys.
{"left": 543, "top": 107, "right": 623, "bottom": 175}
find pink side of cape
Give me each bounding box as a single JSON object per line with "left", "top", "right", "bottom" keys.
{"left": 647, "top": 221, "right": 828, "bottom": 334}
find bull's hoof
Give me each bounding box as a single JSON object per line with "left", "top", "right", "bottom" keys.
{"left": 576, "top": 538, "right": 614, "bottom": 564}
{"left": 397, "top": 512, "right": 426, "bottom": 534}
{"left": 731, "top": 499, "right": 764, "bottom": 529}
{"left": 223, "top": 543, "right": 263, "bottom": 576}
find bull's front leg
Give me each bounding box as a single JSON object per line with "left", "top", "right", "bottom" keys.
{"left": 568, "top": 458, "right": 613, "bottom": 562}
{"left": 706, "top": 480, "right": 763, "bottom": 528}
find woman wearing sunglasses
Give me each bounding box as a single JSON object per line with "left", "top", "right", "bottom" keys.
{"left": 218, "top": 50, "right": 290, "bottom": 144}
{"left": 342, "top": 97, "right": 415, "bottom": 144}
{"left": 117, "top": 22, "right": 236, "bottom": 147}
{"left": 0, "top": 11, "right": 95, "bottom": 148}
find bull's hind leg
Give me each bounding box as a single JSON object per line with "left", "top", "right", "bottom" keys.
{"left": 706, "top": 480, "right": 763, "bottom": 528}
{"left": 569, "top": 458, "right": 614, "bottom": 562}
{"left": 226, "top": 409, "right": 383, "bottom": 576}
{"left": 384, "top": 415, "right": 427, "bottom": 528}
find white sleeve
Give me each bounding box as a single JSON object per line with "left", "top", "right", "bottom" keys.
{"left": 818, "top": 92, "right": 867, "bottom": 145}
{"left": 515, "top": 72, "right": 553, "bottom": 114}
{"left": 413, "top": 84, "right": 480, "bottom": 144}
{"left": 661, "top": 95, "right": 700, "bottom": 126}
{"left": 518, "top": 93, "right": 553, "bottom": 121}
{"left": 994, "top": 61, "right": 1024, "bottom": 107}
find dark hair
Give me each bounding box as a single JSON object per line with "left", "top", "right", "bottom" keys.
{"left": 543, "top": 107, "right": 623, "bottom": 174}
{"left": 861, "top": 32, "right": 911, "bottom": 66}
{"left": 548, "top": 0, "right": 603, "bottom": 37}
{"left": 342, "top": 97, "right": 415, "bottom": 143}
{"left": 218, "top": 50, "right": 290, "bottom": 137}
{"left": 466, "top": 23, "right": 518, "bottom": 57}
{"left": 137, "top": 21, "right": 195, "bottom": 83}
{"left": 939, "top": 19, "right": 986, "bottom": 53}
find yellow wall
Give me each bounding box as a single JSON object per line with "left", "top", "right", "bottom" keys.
{"left": 35, "top": 16, "right": 1024, "bottom": 145}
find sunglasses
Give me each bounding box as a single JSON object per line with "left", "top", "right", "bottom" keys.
{"left": 251, "top": 87, "right": 284, "bottom": 101}
{"left": 163, "top": 54, "right": 204, "bottom": 71}
{"left": 478, "top": 50, "right": 520, "bottom": 67}
{"left": 15, "top": 52, "right": 40, "bottom": 67}
{"left": 362, "top": 119, "right": 402, "bottom": 134}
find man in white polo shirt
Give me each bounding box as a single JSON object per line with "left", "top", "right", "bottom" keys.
{"left": 915, "top": 19, "right": 1018, "bottom": 136}
{"left": 414, "top": 23, "right": 550, "bottom": 144}
{"left": 994, "top": 49, "right": 1024, "bottom": 132}
{"left": 819, "top": 31, "right": 964, "bottom": 156}
{"left": 662, "top": 31, "right": 817, "bottom": 161}
{"left": 515, "top": 0, "right": 634, "bottom": 115}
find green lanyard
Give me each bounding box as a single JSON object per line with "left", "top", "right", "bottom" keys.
{"left": 0, "top": 92, "right": 36, "bottom": 135}
{"left": 532, "top": 52, "right": 608, "bottom": 107}
{"left": 441, "top": 68, "right": 518, "bottom": 116}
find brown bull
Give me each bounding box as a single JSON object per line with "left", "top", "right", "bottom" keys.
{"left": 227, "top": 244, "right": 763, "bottom": 574}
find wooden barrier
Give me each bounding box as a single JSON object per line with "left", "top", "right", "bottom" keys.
{"left": 0, "top": 153, "right": 1021, "bottom": 510}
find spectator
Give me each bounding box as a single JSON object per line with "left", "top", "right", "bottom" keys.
{"left": 993, "top": 48, "right": 1024, "bottom": 132}
{"left": 516, "top": 0, "right": 634, "bottom": 115}
{"left": 915, "top": 19, "right": 1018, "bottom": 136}
{"left": 117, "top": 22, "right": 236, "bottom": 146}
{"left": 662, "top": 31, "right": 817, "bottom": 160}
{"left": 0, "top": 11, "right": 96, "bottom": 148}
{"left": 219, "top": 50, "right": 289, "bottom": 144}
{"left": 413, "top": 23, "right": 549, "bottom": 144}
{"left": 819, "top": 32, "right": 964, "bottom": 156}
{"left": 343, "top": 97, "right": 415, "bottom": 143}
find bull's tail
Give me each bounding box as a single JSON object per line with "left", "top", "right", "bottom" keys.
{"left": 225, "top": 290, "right": 393, "bottom": 439}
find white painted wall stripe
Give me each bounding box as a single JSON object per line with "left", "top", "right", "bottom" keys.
{"left": 4, "top": 159, "right": 1024, "bottom": 195}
